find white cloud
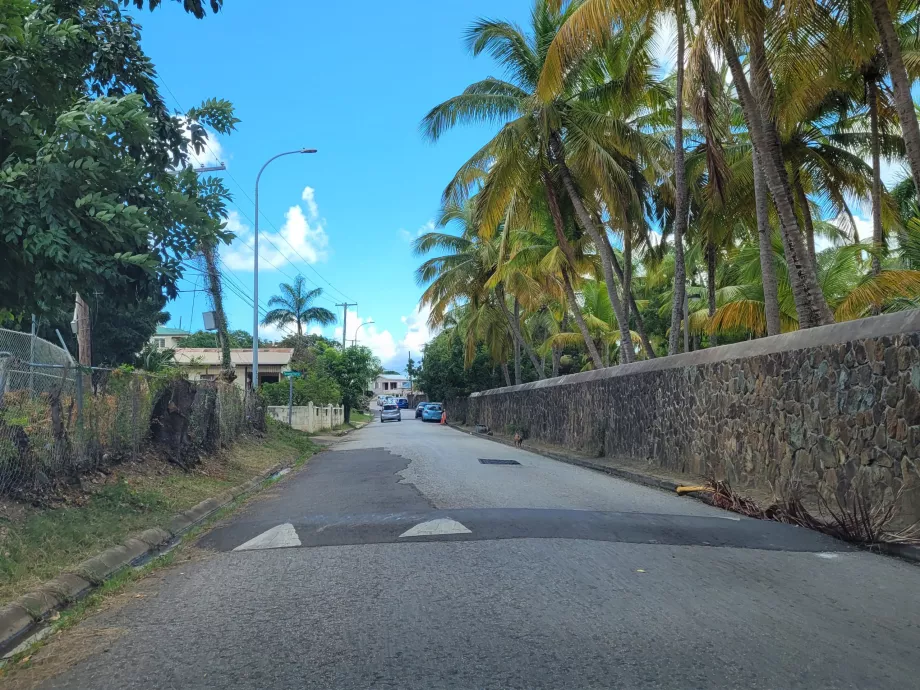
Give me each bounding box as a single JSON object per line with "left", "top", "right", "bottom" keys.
{"left": 329, "top": 305, "right": 435, "bottom": 371}
{"left": 333, "top": 310, "right": 399, "bottom": 362}
{"left": 258, "top": 321, "right": 289, "bottom": 343}
{"left": 400, "top": 304, "right": 433, "bottom": 356}
{"left": 222, "top": 187, "right": 330, "bottom": 270}
{"left": 302, "top": 186, "right": 319, "bottom": 220}
{"left": 399, "top": 219, "right": 435, "bottom": 243}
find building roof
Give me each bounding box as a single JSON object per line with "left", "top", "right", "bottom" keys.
{"left": 377, "top": 374, "right": 409, "bottom": 380}
{"left": 173, "top": 348, "right": 294, "bottom": 366}
{"left": 155, "top": 326, "right": 190, "bottom": 336}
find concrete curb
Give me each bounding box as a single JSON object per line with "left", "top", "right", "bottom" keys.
{"left": 0, "top": 461, "right": 287, "bottom": 656}
{"left": 448, "top": 423, "right": 920, "bottom": 567}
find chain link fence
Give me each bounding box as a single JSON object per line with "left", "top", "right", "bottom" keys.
{"left": 0, "top": 328, "right": 260, "bottom": 498}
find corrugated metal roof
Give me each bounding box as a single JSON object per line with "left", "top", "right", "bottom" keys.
{"left": 173, "top": 348, "right": 294, "bottom": 366}
{"left": 377, "top": 374, "right": 408, "bottom": 380}
{"left": 155, "top": 326, "right": 190, "bottom": 336}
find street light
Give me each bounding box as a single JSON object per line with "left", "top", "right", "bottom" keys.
{"left": 252, "top": 148, "right": 317, "bottom": 389}
{"left": 353, "top": 320, "right": 374, "bottom": 347}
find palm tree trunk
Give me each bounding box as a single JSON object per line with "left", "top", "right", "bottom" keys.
{"left": 562, "top": 268, "right": 604, "bottom": 370}
{"left": 753, "top": 149, "right": 782, "bottom": 336}
{"left": 722, "top": 33, "right": 833, "bottom": 328}
{"left": 669, "top": 1, "right": 689, "bottom": 356}
{"left": 706, "top": 242, "right": 718, "bottom": 347}
{"left": 869, "top": 0, "right": 920, "bottom": 196}
{"left": 609, "top": 250, "right": 656, "bottom": 358}
{"left": 513, "top": 298, "right": 522, "bottom": 384}
{"left": 623, "top": 231, "right": 632, "bottom": 325}
{"left": 552, "top": 343, "right": 560, "bottom": 377}
{"left": 501, "top": 361, "right": 511, "bottom": 387}
{"left": 496, "top": 284, "right": 545, "bottom": 379}
{"left": 553, "top": 153, "right": 634, "bottom": 363}
{"left": 868, "top": 78, "right": 884, "bottom": 278}
{"left": 793, "top": 172, "right": 817, "bottom": 262}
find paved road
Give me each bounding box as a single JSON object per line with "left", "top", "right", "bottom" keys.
{"left": 31, "top": 416, "right": 920, "bottom": 689}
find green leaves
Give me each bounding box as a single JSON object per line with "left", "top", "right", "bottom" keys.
{"left": 0, "top": 0, "right": 237, "bottom": 318}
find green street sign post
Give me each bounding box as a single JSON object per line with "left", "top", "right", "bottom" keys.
{"left": 283, "top": 371, "right": 301, "bottom": 425}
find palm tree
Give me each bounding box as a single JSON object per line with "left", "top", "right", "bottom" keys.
{"left": 422, "top": 2, "right": 668, "bottom": 364}
{"left": 541, "top": 0, "right": 835, "bottom": 330}
{"left": 262, "top": 276, "right": 336, "bottom": 337}
{"left": 414, "top": 199, "right": 547, "bottom": 379}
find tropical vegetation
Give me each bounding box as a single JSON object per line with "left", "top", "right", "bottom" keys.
{"left": 413, "top": 0, "right": 920, "bottom": 387}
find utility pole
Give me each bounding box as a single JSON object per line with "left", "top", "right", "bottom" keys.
{"left": 74, "top": 293, "right": 92, "bottom": 367}
{"left": 336, "top": 302, "right": 357, "bottom": 348}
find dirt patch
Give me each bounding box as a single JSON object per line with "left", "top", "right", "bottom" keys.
{"left": 3, "top": 626, "right": 126, "bottom": 689}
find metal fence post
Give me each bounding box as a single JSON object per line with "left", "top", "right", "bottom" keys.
{"left": 288, "top": 375, "right": 293, "bottom": 426}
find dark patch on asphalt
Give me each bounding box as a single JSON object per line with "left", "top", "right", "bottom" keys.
{"left": 217, "top": 508, "right": 851, "bottom": 554}
{"left": 198, "top": 446, "right": 851, "bottom": 556}
{"left": 197, "top": 447, "right": 434, "bottom": 552}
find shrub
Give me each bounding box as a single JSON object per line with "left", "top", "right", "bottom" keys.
{"left": 261, "top": 371, "right": 342, "bottom": 407}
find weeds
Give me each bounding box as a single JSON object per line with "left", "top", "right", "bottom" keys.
{"left": 705, "top": 474, "right": 920, "bottom": 547}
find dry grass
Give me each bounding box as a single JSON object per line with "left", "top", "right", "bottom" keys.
{"left": 705, "top": 475, "right": 920, "bottom": 547}
{"left": 0, "top": 420, "right": 316, "bottom": 604}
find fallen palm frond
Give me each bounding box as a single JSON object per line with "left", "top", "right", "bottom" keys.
{"left": 702, "top": 474, "right": 920, "bottom": 547}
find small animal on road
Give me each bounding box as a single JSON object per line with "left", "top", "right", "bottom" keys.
{"left": 513, "top": 431, "right": 523, "bottom": 447}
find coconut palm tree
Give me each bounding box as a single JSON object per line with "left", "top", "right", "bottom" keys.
{"left": 262, "top": 276, "right": 336, "bottom": 337}
{"left": 541, "top": 0, "right": 836, "bottom": 330}
{"left": 422, "top": 1, "right": 669, "bottom": 363}
{"left": 414, "top": 198, "right": 547, "bottom": 379}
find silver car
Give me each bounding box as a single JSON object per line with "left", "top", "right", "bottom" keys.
{"left": 380, "top": 403, "right": 401, "bottom": 422}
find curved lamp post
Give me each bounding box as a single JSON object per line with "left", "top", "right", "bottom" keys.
{"left": 353, "top": 320, "right": 375, "bottom": 347}
{"left": 252, "top": 148, "right": 316, "bottom": 389}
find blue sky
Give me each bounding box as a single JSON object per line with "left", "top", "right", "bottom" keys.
{"left": 133, "top": 0, "right": 534, "bottom": 370}
{"left": 137, "top": 1, "right": 891, "bottom": 369}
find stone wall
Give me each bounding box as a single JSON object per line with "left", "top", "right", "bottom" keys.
{"left": 447, "top": 311, "right": 920, "bottom": 528}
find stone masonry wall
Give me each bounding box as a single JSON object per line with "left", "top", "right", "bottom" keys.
{"left": 447, "top": 311, "right": 920, "bottom": 529}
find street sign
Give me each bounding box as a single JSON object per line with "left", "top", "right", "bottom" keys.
{"left": 282, "top": 371, "right": 302, "bottom": 378}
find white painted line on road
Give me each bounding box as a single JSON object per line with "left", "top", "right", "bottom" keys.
{"left": 815, "top": 552, "right": 840, "bottom": 559}
{"left": 233, "top": 523, "right": 302, "bottom": 551}
{"left": 712, "top": 515, "right": 742, "bottom": 521}
{"left": 399, "top": 518, "right": 472, "bottom": 538}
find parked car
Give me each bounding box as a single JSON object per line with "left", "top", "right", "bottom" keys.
{"left": 415, "top": 402, "right": 428, "bottom": 418}
{"left": 380, "top": 404, "right": 401, "bottom": 422}
{"left": 421, "top": 403, "right": 442, "bottom": 422}
{"left": 396, "top": 397, "right": 409, "bottom": 409}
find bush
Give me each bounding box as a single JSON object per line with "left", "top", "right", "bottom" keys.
{"left": 261, "top": 371, "right": 342, "bottom": 407}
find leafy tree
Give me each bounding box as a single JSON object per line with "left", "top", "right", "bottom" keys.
{"left": 121, "top": 0, "right": 223, "bottom": 19}
{"left": 321, "top": 346, "right": 381, "bottom": 422}
{"left": 260, "top": 372, "right": 341, "bottom": 407}
{"left": 415, "top": 332, "right": 505, "bottom": 402}
{"left": 180, "top": 330, "right": 261, "bottom": 348}
{"left": 262, "top": 276, "right": 337, "bottom": 336}
{"left": 0, "top": 0, "right": 235, "bottom": 321}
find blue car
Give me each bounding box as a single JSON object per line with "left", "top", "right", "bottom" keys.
{"left": 421, "top": 403, "right": 442, "bottom": 422}
{"left": 396, "top": 397, "right": 409, "bottom": 409}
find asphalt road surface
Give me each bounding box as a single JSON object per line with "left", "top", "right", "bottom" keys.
{"left": 31, "top": 414, "right": 920, "bottom": 689}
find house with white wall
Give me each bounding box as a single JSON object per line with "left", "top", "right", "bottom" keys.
{"left": 373, "top": 374, "right": 416, "bottom": 397}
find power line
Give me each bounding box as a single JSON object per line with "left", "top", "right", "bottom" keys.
{"left": 157, "top": 76, "right": 352, "bottom": 305}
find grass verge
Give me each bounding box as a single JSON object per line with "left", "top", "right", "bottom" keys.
{"left": 0, "top": 419, "right": 317, "bottom": 605}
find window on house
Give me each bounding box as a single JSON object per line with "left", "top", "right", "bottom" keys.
{"left": 199, "top": 374, "right": 215, "bottom": 381}
{"left": 156, "top": 338, "right": 166, "bottom": 348}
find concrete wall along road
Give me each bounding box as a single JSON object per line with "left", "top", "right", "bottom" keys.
{"left": 267, "top": 403, "right": 345, "bottom": 433}
{"left": 447, "top": 311, "right": 920, "bottom": 529}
